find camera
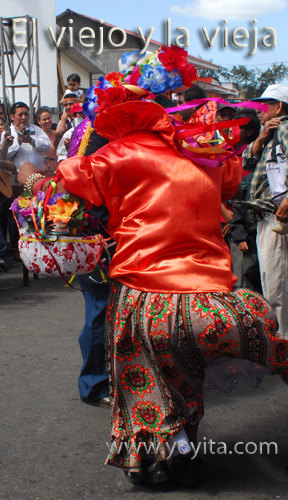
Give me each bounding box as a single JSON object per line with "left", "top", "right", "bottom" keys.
{"left": 22, "top": 126, "right": 35, "bottom": 136}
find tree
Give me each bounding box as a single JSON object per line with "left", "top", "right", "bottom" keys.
{"left": 197, "top": 63, "right": 288, "bottom": 99}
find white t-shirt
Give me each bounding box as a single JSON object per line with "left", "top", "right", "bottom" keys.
{"left": 56, "top": 128, "right": 74, "bottom": 163}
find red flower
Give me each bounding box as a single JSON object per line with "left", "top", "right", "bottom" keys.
{"left": 105, "top": 71, "right": 124, "bottom": 87}
{"left": 158, "top": 45, "right": 188, "bottom": 71}
{"left": 179, "top": 64, "right": 198, "bottom": 87}
{"left": 94, "top": 86, "right": 142, "bottom": 111}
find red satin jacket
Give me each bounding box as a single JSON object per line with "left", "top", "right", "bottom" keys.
{"left": 58, "top": 100, "right": 242, "bottom": 293}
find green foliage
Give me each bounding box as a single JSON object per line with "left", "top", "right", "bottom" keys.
{"left": 197, "top": 63, "right": 288, "bottom": 99}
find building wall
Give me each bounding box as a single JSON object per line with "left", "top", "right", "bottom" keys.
{"left": 1, "top": 0, "right": 57, "bottom": 107}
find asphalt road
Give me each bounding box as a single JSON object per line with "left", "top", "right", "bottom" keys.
{"left": 1, "top": 257, "right": 288, "bottom": 500}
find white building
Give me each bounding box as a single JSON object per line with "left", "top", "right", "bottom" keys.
{"left": 0, "top": 0, "right": 58, "bottom": 108}
{"left": 0, "top": 1, "right": 222, "bottom": 113}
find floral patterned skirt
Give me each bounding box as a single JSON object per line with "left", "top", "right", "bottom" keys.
{"left": 105, "top": 281, "right": 288, "bottom": 471}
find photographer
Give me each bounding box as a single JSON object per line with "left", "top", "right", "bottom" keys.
{"left": 5, "top": 102, "right": 51, "bottom": 173}
{"left": 0, "top": 102, "right": 51, "bottom": 261}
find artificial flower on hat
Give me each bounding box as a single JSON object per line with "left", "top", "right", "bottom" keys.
{"left": 179, "top": 64, "right": 198, "bottom": 87}
{"left": 82, "top": 46, "right": 198, "bottom": 121}
{"left": 82, "top": 85, "right": 98, "bottom": 122}
{"left": 157, "top": 44, "right": 188, "bottom": 71}
{"left": 120, "top": 46, "right": 198, "bottom": 95}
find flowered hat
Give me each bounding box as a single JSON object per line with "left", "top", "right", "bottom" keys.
{"left": 82, "top": 45, "right": 198, "bottom": 121}
{"left": 81, "top": 45, "right": 264, "bottom": 167}
{"left": 120, "top": 46, "right": 197, "bottom": 93}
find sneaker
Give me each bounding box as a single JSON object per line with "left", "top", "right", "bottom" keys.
{"left": 123, "top": 470, "right": 145, "bottom": 485}
{"left": 124, "top": 455, "right": 170, "bottom": 485}
{"left": 82, "top": 396, "right": 111, "bottom": 407}
{"left": 94, "top": 397, "right": 111, "bottom": 407}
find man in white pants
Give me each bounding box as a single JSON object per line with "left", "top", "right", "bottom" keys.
{"left": 243, "top": 84, "right": 288, "bottom": 338}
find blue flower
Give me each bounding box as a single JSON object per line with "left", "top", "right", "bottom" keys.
{"left": 97, "top": 76, "right": 113, "bottom": 90}
{"left": 166, "top": 70, "right": 183, "bottom": 90}
{"left": 121, "top": 50, "right": 145, "bottom": 71}
{"left": 137, "top": 65, "right": 168, "bottom": 94}
{"left": 82, "top": 85, "right": 99, "bottom": 121}
{"left": 47, "top": 193, "right": 65, "bottom": 205}
{"left": 83, "top": 99, "right": 98, "bottom": 121}
{"left": 86, "top": 85, "right": 97, "bottom": 102}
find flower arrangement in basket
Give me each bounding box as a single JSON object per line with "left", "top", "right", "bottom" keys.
{"left": 11, "top": 179, "right": 103, "bottom": 277}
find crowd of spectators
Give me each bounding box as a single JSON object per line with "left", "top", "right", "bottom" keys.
{"left": 0, "top": 73, "right": 85, "bottom": 269}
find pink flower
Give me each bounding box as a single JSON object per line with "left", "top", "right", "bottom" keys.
{"left": 124, "top": 66, "right": 141, "bottom": 85}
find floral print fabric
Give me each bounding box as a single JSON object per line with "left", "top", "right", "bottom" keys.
{"left": 105, "top": 282, "right": 288, "bottom": 471}
{"left": 18, "top": 233, "right": 102, "bottom": 277}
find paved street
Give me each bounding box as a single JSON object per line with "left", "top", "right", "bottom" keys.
{"left": 1, "top": 258, "right": 288, "bottom": 500}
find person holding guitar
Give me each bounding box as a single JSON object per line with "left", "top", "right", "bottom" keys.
{"left": 0, "top": 116, "right": 16, "bottom": 270}
{"left": 0, "top": 117, "right": 16, "bottom": 194}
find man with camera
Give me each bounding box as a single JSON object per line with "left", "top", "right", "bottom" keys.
{"left": 6, "top": 102, "right": 51, "bottom": 172}
{"left": 1, "top": 101, "right": 51, "bottom": 261}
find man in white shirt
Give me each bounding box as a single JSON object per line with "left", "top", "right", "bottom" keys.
{"left": 5, "top": 101, "right": 51, "bottom": 172}
{"left": 1, "top": 101, "right": 51, "bottom": 261}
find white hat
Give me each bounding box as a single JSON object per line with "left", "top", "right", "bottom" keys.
{"left": 63, "top": 89, "right": 78, "bottom": 97}
{"left": 253, "top": 84, "right": 288, "bottom": 105}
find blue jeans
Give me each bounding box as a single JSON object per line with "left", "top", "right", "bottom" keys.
{"left": 77, "top": 277, "right": 110, "bottom": 402}
{"left": 0, "top": 223, "right": 7, "bottom": 259}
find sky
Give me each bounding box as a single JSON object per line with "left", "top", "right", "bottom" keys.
{"left": 55, "top": 0, "right": 288, "bottom": 71}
